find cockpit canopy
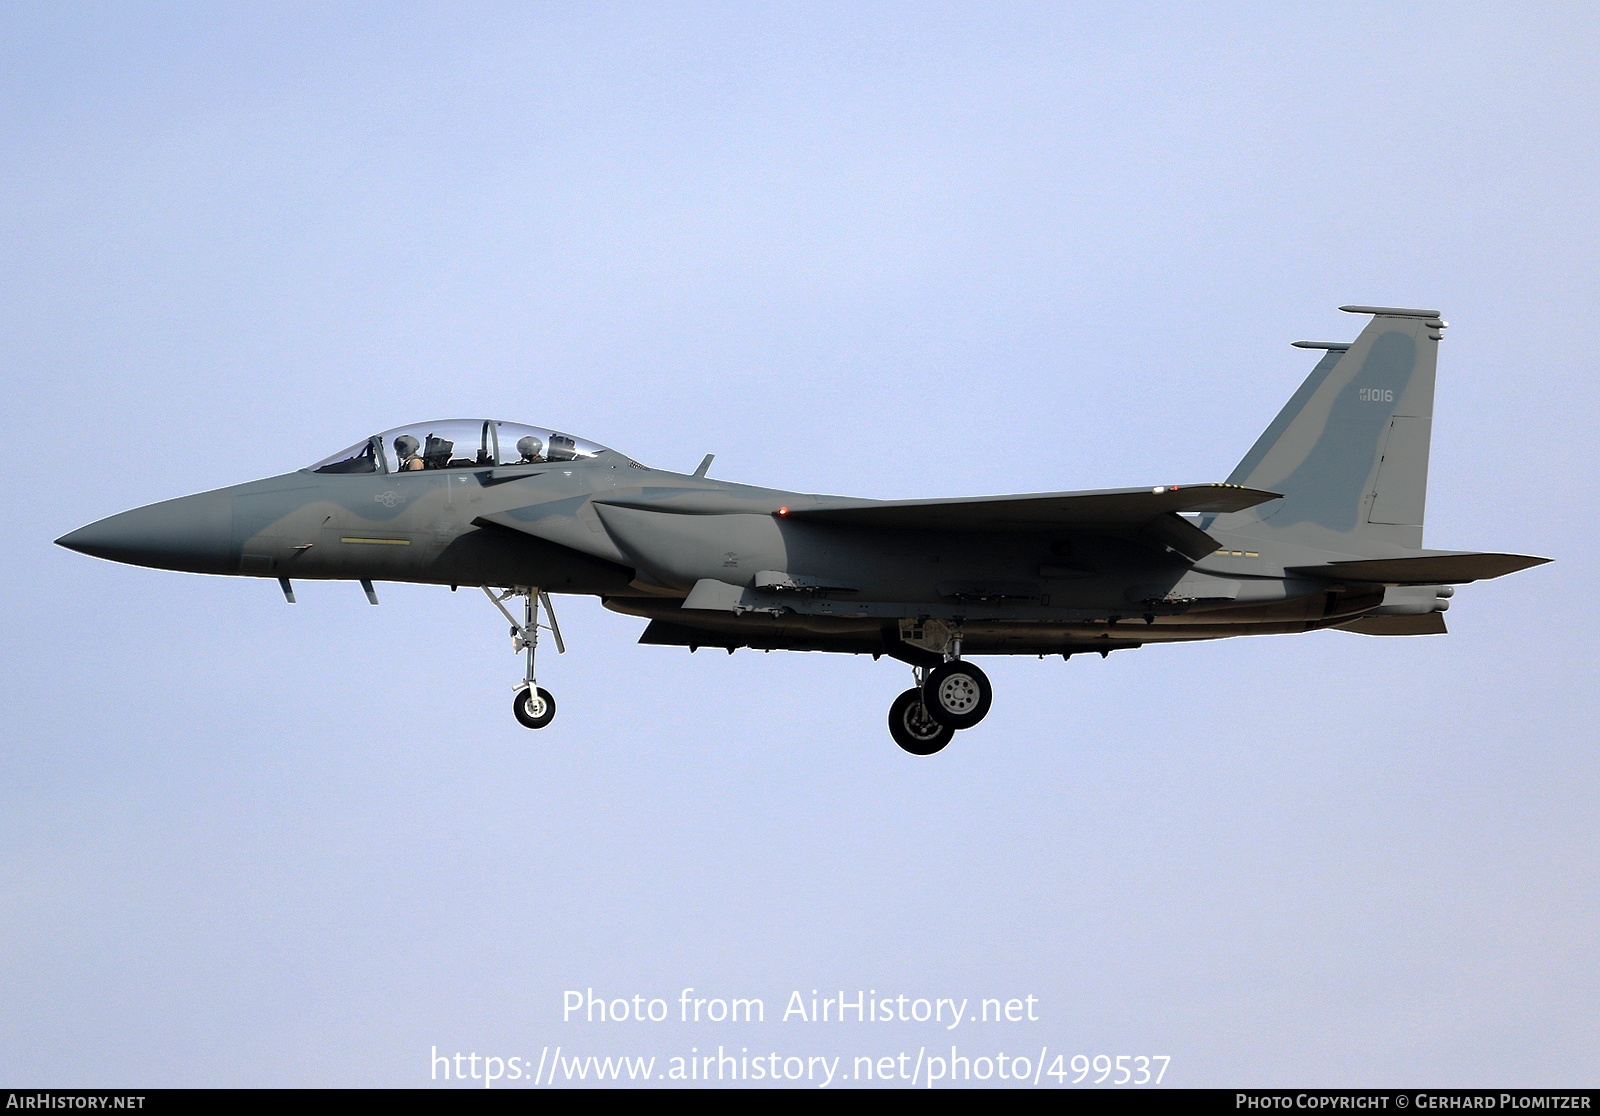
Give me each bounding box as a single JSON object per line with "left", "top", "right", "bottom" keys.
{"left": 310, "top": 420, "right": 611, "bottom": 475}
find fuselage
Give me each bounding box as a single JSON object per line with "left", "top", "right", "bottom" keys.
{"left": 57, "top": 449, "right": 1395, "bottom": 662}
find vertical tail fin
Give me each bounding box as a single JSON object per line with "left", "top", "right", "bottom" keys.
{"left": 1210, "top": 305, "right": 1444, "bottom": 553}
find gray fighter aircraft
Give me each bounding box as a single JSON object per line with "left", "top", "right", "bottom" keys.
{"left": 58, "top": 305, "right": 1547, "bottom": 753}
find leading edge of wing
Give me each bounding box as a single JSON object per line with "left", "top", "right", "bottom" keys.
{"left": 783, "top": 484, "right": 1281, "bottom": 531}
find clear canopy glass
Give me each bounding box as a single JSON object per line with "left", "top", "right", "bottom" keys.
{"left": 309, "top": 420, "right": 611, "bottom": 474}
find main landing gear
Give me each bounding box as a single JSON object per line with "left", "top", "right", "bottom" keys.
{"left": 924, "top": 660, "right": 992, "bottom": 729}
{"left": 887, "top": 657, "right": 993, "bottom": 755}
{"left": 484, "top": 586, "right": 564, "bottom": 730}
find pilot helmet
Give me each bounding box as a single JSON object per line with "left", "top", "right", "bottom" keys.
{"left": 393, "top": 434, "right": 420, "bottom": 457}
{"left": 516, "top": 435, "right": 544, "bottom": 460}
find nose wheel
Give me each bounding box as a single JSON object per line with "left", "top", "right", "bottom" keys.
{"left": 513, "top": 686, "right": 557, "bottom": 729}
{"left": 484, "top": 586, "right": 564, "bottom": 730}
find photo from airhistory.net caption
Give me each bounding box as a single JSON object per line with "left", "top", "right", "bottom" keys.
{"left": 8, "top": 988, "right": 1593, "bottom": 1094}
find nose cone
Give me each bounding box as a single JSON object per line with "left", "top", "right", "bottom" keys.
{"left": 57, "top": 489, "right": 238, "bottom": 575}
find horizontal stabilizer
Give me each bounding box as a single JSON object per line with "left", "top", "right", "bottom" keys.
{"left": 1290, "top": 551, "right": 1550, "bottom": 585}
{"left": 787, "top": 484, "right": 1279, "bottom": 531}
{"left": 1334, "top": 613, "right": 1449, "bottom": 636}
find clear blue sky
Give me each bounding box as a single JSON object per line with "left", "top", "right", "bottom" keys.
{"left": 3, "top": 2, "right": 1595, "bottom": 1087}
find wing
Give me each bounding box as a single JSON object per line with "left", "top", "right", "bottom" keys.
{"left": 785, "top": 483, "right": 1278, "bottom": 530}
{"left": 784, "top": 483, "right": 1279, "bottom": 561}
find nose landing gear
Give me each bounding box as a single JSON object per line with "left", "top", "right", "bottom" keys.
{"left": 513, "top": 686, "right": 557, "bottom": 729}
{"left": 484, "top": 586, "right": 564, "bottom": 730}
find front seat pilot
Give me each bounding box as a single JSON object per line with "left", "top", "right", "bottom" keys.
{"left": 516, "top": 435, "right": 544, "bottom": 463}
{"left": 394, "top": 434, "right": 424, "bottom": 471}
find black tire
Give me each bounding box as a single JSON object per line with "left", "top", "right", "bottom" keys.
{"left": 922, "top": 661, "right": 992, "bottom": 730}
{"left": 888, "top": 688, "right": 955, "bottom": 755}
{"left": 513, "top": 686, "right": 556, "bottom": 729}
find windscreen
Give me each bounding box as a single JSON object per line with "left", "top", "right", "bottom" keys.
{"left": 309, "top": 421, "right": 613, "bottom": 474}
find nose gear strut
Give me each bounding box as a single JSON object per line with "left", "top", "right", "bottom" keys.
{"left": 483, "top": 586, "right": 564, "bottom": 729}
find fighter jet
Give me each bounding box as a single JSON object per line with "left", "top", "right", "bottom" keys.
{"left": 57, "top": 305, "right": 1548, "bottom": 754}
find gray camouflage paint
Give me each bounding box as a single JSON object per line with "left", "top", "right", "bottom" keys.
{"left": 1215, "top": 309, "right": 1437, "bottom": 552}
{"left": 58, "top": 308, "right": 1547, "bottom": 669}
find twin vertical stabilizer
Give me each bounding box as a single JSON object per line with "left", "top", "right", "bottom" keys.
{"left": 1209, "top": 306, "right": 1445, "bottom": 553}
